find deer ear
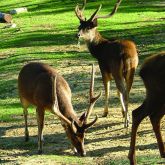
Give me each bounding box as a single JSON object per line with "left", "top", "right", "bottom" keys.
{"left": 92, "top": 18, "right": 98, "bottom": 27}
{"left": 79, "top": 112, "right": 86, "bottom": 122}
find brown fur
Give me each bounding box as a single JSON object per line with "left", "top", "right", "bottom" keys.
{"left": 128, "top": 52, "right": 165, "bottom": 164}
{"left": 75, "top": 3, "right": 138, "bottom": 127}
{"left": 18, "top": 62, "right": 100, "bottom": 156}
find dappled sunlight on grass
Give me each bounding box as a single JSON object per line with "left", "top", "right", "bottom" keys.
{"left": 0, "top": 0, "right": 164, "bottom": 164}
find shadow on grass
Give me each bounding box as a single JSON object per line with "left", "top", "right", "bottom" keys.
{"left": 104, "top": 154, "right": 165, "bottom": 165}
{"left": 0, "top": 22, "right": 164, "bottom": 60}
{"left": 88, "top": 141, "right": 159, "bottom": 158}
{"left": 0, "top": 129, "right": 70, "bottom": 164}
{"left": 0, "top": 0, "right": 164, "bottom": 163}
{"left": 0, "top": 117, "right": 88, "bottom": 163}
{"left": 0, "top": 0, "right": 164, "bottom": 16}
{"left": 102, "top": 22, "right": 164, "bottom": 56}
{"left": 0, "top": 124, "right": 158, "bottom": 157}
{"left": 0, "top": 29, "right": 77, "bottom": 49}
{"left": 0, "top": 123, "right": 161, "bottom": 163}
{"left": 0, "top": 48, "right": 145, "bottom": 122}
{"left": 0, "top": 51, "right": 91, "bottom": 99}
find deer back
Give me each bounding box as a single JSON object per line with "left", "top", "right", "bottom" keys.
{"left": 140, "top": 52, "right": 165, "bottom": 92}
{"left": 140, "top": 52, "right": 165, "bottom": 101}
{"left": 18, "top": 62, "right": 101, "bottom": 156}
{"left": 18, "top": 62, "right": 73, "bottom": 111}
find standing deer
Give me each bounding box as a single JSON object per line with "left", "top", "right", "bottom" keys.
{"left": 75, "top": 0, "right": 138, "bottom": 127}
{"left": 18, "top": 62, "right": 101, "bottom": 156}
{"left": 128, "top": 52, "right": 165, "bottom": 164}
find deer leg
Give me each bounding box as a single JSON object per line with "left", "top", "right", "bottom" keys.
{"left": 128, "top": 102, "right": 147, "bottom": 165}
{"left": 36, "top": 108, "right": 45, "bottom": 154}
{"left": 119, "top": 68, "right": 135, "bottom": 118}
{"left": 115, "top": 77, "right": 129, "bottom": 127}
{"left": 117, "top": 90, "right": 125, "bottom": 118}
{"left": 99, "top": 64, "right": 111, "bottom": 117}
{"left": 21, "top": 98, "right": 30, "bottom": 141}
{"left": 102, "top": 80, "right": 110, "bottom": 117}
{"left": 125, "top": 68, "right": 135, "bottom": 94}
{"left": 23, "top": 107, "right": 29, "bottom": 141}
{"left": 150, "top": 108, "right": 165, "bottom": 158}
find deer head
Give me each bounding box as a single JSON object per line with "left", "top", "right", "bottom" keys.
{"left": 75, "top": 0, "right": 122, "bottom": 41}
{"left": 52, "top": 64, "right": 101, "bottom": 156}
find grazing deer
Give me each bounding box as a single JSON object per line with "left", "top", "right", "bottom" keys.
{"left": 75, "top": 0, "right": 138, "bottom": 127}
{"left": 128, "top": 52, "right": 165, "bottom": 165}
{"left": 18, "top": 62, "right": 101, "bottom": 156}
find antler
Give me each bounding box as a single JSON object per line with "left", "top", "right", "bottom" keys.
{"left": 90, "top": 0, "right": 122, "bottom": 21}
{"left": 51, "top": 66, "right": 101, "bottom": 132}
{"left": 51, "top": 76, "right": 74, "bottom": 128}
{"left": 84, "top": 64, "right": 102, "bottom": 126}
{"left": 75, "top": 0, "right": 87, "bottom": 21}
{"left": 88, "top": 4, "right": 102, "bottom": 21}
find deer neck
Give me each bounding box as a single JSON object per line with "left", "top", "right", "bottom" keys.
{"left": 58, "top": 98, "right": 80, "bottom": 124}
{"left": 85, "top": 30, "right": 106, "bottom": 58}
{"left": 87, "top": 30, "right": 103, "bottom": 44}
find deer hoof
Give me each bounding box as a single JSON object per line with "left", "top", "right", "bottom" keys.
{"left": 128, "top": 155, "right": 136, "bottom": 165}
{"left": 25, "top": 136, "right": 29, "bottom": 142}
{"left": 160, "top": 153, "right": 165, "bottom": 158}
{"left": 129, "top": 160, "right": 136, "bottom": 165}
{"left": 81, "top": 152, "right": 86, "bottom": 157}
{"left": 102, "top": 112, "right": 108, "bottom": 117}
{"left": 38, "top": 150, "right": 43, "bottom": 155}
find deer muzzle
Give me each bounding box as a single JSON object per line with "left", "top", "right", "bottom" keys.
{"left": 77, "top": 33, "right": 81, "bottom": 39}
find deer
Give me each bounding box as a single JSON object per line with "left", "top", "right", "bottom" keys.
{"left": 75, "top": 0, "right": 138, "bottom": 128}
{"left": 128, "top": 52, "right": 165, "bottom": 165}
{"left": 18, "top": 62, "right": 101, "bottom": 156}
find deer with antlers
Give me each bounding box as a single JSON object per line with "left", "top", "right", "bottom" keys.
{"left": 75, "top": 0, "right": 138, "bottom": 127}
{"left": 18, "top": 62, "right": 101, "bottom": 156}
{"left": 128, "top": 52, "right": 165, "bottom": 164}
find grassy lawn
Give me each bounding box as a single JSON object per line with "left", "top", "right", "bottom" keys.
{"left": 0, "top": 0, "right": 165, "bottom": 164}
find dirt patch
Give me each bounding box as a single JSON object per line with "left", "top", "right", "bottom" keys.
{"left": 0, "top": 56, "right": 165, "bottom": 164}
{"left": 1, "top": 105, "right": 165, "bottom": 164}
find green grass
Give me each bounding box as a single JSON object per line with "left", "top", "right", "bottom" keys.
{"left": 0, "top": 0, "right": 164, "bottom": 119}
{"left": 18, "top": 155, "right": 92, "bottom": 165}
{"left": 0, "top": 0, "right": 165, "bottom": 164}
{"left": 105, "top": 154, "right": 165, "bottom": 165}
